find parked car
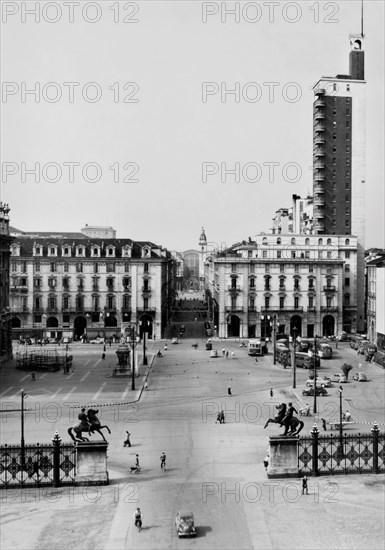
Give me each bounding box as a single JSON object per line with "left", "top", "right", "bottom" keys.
{"left": 90, "top": 337, "right": 104, "bottom": 344}
{"left": 332, "top": 373, "right": 348, "bottom": 383}
{"left": 171, "top": 338, "right": 178, "bottom": 344}
{"left": 302, "top": 386, "right": 328, "bottom": 396}
{"left": 210, "top": 349, "right": 219, "bottom": 358}
{"left": 353, "top": 372, "right": 368, "bottom": 382}
{"left": 175, "top": 511, "right": 196, "bottom": 538}
{"left": 305, "top": 377, "right": 332, "bottom": 387}
{"left": 337, "top": 331, "right": 348, "bottom": 342}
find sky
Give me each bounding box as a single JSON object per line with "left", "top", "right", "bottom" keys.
{"left": 1, "top": 0, "right": 384, "bottom": 252}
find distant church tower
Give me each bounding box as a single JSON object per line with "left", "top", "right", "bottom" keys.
{"left": 198, "top": 227, "right": 207, "bottom": 290}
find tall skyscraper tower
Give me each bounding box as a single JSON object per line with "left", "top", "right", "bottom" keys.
{"left": 312, "top": 20, "right": 366, "bottom": 331}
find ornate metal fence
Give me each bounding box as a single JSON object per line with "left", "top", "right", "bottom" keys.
{"left": 298, "top": 425, "right": 385, "bottom": 476}
{"left": 0, "top": 435, "right": 76, "bottom": 489}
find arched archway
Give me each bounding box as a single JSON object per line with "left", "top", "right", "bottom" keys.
{"left": 227, "top": 315, "right": 240, "bottom": 337}
{"left": 74, "top": 316, "right": 87, "bottom": 339}
{"left": 290, "top": 315, "right": 302, "bottom": 337}
{"left": 139, "top": 314, "right": 153, "bottom": 339}
{"left": 11, "top": 317, "right": 21, "bottom": 328}
{"left": 47, "top": 317, "right": 58, "bottom": 328}
{"left": 105, "top": 315, "right": 117, "bottom": 328}
{"left": 322, "top": 315, "right": 335, "bottom": 337}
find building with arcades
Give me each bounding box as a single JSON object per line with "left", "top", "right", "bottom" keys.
{"left": 8, "top": 230, "right": 175, "bottom": 342}
{"left": 205, "top": 234, "right": 358, "bottom": 339}
{"left": 0, "top": 203, "right": 13, "bottom": 364}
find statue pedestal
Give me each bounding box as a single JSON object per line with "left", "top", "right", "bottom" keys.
{"left": 267, "top": 436, "right": 299, "bottom": 478}
{"left": 75, "top": 441, "right": 109, "bottom": 485}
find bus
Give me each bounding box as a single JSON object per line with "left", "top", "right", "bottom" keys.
{"left": 248, "top": 339, "right": 264, "bottom": 356}
{"left": 318, "top": 343, "right": 333, "bottom": 359}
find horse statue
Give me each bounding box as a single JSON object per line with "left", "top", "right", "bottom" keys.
{"left": 281, "top": 416, "right": 304, "bottom": 436}
{"left": 68, "top": 408, "right": 111, "bottom": 443}
{"left": 264, "top": 403, "right": 287, "bottom": 429}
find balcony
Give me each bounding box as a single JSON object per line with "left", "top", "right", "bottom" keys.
{"left": 10, "top": 285, "right": 28, "bottom": 293}
{"left": 137, "top": 307, "right": 156, "bottom": 314}
{"left": 47, "top": 307, "right": 58, "bottom": 314}
{"left": 314, "top": 173, "right": 325, "bottom": 182}
{"left": 307, "top": 307, "right": 317, "bottom": 312}
{"left": 314, "top": 184, "right": 324, "bottom": 194}
{"left": 141, "top": 286, "right": 152, "bottom": 293}
{"left": 313, "top": 147, "right": 325, "bottom": 157}
{"left": 314, "top": 197, "right": 325, "bottom": 207}
{"left": 92, "top": 285, "right": 99, "bottom": 292}
{"left": 261, "top": 306, "right": 304, "bottom": 313}
{"left": 314, "top": 98, "right": 325, "bottom": 108}
{"left": 314, "top": 161, "right": 325, "bottom": 170}
{"left": 314, "top": 110, "right": 325, "bottom": 120}
{"left": 321, "top": 306, "right": 339, "bottom": 312}
{"left": 314, "top": 135, "right": 325, "bottom": 145}
{"left": 314, "top": 123, "right": 325, "bottom": 132}
{"left": 225, "top": 307, "right": 244, "bottom": 313}
{"left": 227, "top": 285, "right": 241, "bottom": 292}
{"left": 315, "top": 88, "right": 325, "bottom": 96}
{"left": 323, "top": 285, "right": 336, "bottom": 292}
{"left": 315, "top": 221, "right": 325, "bottom": 232}
{"left": 314, "top": 208, "right": 325, "bottom": 219}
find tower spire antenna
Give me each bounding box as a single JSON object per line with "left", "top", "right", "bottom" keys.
{"left": 361, "top": 0, "right": 364, "bottom": 37}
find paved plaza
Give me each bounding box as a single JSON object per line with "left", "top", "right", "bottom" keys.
{"left": 0, "top": 339, "right": 384, "bottom": 549}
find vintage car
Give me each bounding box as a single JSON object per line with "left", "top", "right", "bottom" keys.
{"left": 210, "top": 349, "right": 219, "bottom": 358}
{"left": 305, "top": 377, "right": 332, "bottom": 388}
{"left": 332, "top": 373, "right": 348, "bottom": 383}
{"left": 353, "top": 372, "right": 368, "bottom": 382}
{"left": 171, "top": 338, "right": 178, "bottom": 344}
{"left": 175, "top": 511, "right": 196, "bottom": 538}
{"left": 302, "top": 386, "right": 328, "bottom": 397}
{"left": 90, "top": 337, "right": 104, "bottom": 344}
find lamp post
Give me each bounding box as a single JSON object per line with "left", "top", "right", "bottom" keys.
{"left": 309, "top": 335, "right": 319, "bottom": 414}
{"left": 140, "top": 319, "right": 147, "bottom": 366}
{"left": 130, "top": 326, "right": 136, "bottom": 391}
{"left": 272, "top": 314, "right": 277, "bottom": 365}
{"left": 21, "top": 389, "right": 26, "bottom": 471}
{"left": 290, "top": 327, "right": 298, "bottom": 389}
{"left": 338, "top": 385, "right": 343, "bottom": 446}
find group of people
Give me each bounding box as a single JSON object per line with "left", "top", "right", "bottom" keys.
{"left": 216, "top": 411, "right": 225, "bottom": 424}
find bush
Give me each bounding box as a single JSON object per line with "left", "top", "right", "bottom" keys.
{"left": 341, "top": 363, "right": 353, "bottom": 379}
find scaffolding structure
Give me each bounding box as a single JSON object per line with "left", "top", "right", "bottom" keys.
{"left": 15, "top": 349, "right": 72, "bottom": 372}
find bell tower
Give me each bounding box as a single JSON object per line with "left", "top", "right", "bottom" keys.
{"left": 198, "top": 227, "right": 207, "bottom": 290}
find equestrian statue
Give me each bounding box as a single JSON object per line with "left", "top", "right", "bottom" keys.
{"left": 264, "top": 402, "right": 304, "bottom": 436}
{"left": 68, "top": 408, "right": 111, "bottom": 442}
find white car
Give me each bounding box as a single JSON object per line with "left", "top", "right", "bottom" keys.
{"left": 90, "top": 337, "right": 104, "bottom": 344}
{"left": 172, "top": 338, "right": 178, "bottom": 344}
{"left": 332, "top": 373, "right": 348, "bottom": 383}
{"left": 306, "top": 377, "right": 332, "bottom": 387}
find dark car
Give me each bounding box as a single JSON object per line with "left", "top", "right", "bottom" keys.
{"left": 175, "top": 511, "right": 196, "bottom": 538}
{"left": 302, "top": 386, "right": 328, "bottom": 397}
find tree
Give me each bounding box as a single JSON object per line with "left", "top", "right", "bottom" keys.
{"left": 341, "top": 363, "right": 352, "bottom": 379}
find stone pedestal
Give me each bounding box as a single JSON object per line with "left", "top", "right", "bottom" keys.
{"left": 267, "top": 436, "right": 299, "bottom": 478}
{"left": 75, "top": 441, "right": 109, "bottom": 485}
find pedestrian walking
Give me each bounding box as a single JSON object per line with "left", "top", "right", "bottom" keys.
{"left": 220, "top": 410, "right": 225, "bottom": 424}
{"left": 102, "top": 352, "right": 106, "bottom": 360}
{"left": 335, "top": 340, "right": 338, "bottom": 349}
{"left": 124, "top": 431, "right": 131, "bottom": 447}
{"left": 103, "top": 344, "right": 106, "bottom": 352}
{"left": 321, "top": 418, "right": 327, "bottom": 431}
{"left": 226, "top": 350, "right": 229, "bottom": 359}
{"left": 302, "top": 476, "right": 308, "bottom": 495}
{"left": 222, "top": 348, "right": 226, "bottom": 356}
{"left": 228, "top": 387, "right": 232, "bottom": 396}
{"left": 144, "top": 381, "right": 148, "bottom": 390}
{"left": 109, "top": 339, "right": 112, "bottom": 347}
{"left": 135, "top": 454, "right": 140, "bottom": 468}
{"left": 31, "top": 372, "right": 36, "bottom": 382}
{"left": 270, "top": 388, "right": 274, "bottom": 398}
{"left": 263, "top": 455, "right": 269, "bottom": 471}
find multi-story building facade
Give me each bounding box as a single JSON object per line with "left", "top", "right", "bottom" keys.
{"left": 9, "top": 232, "right": 175, "bottom": 342}
{"left": 205, "top": 234, "right": 358, "bottom": 339}
{"left": 0, "top": 203, "right": 13, "bottom": 363}
{"left": 312, "top": 33, "right": 366, "bottom": 331}
{"left": 366, "top": 251, "right": 385, "bottom": 346}
{"left": 271, "top": 196, "right": 314, "bottom": 235}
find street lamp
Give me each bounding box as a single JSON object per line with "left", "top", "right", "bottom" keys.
{"left": 21, "top": 389, "right": 27, "bottom": 472}
{"left": 308, "top": 335, "right": 319, "bottom": 413}
{"left": 289, "top": 327, "right": 299, "bottom": 389}
{"left": 338, "top": 384, "right": 343, "bottom": 443}
{"left": 261, "top": 314, "right": 270, "bottom": 342}
{"left": 130, "top": 326, "right": 137, "bottom": 391}
{"left": 272, "top": 314, "right": 277, "bottom": 365}
{"left": 140, "top": 319, "right": 147, "bottom": 366}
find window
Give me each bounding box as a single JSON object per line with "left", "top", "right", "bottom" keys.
{"left": 92, "top": 277, "right": 99, "bottom": 291}
{"left": 305, "top": 238, "right": 310, "bottom": 246}
{"left": 308, "top": 297, "right": 314, "bottom": 308}
{"left": 332, "top": 158, "right": 336, "bottom": 165}
{"left": 63, "top": 296, "right": 69, "bottom": 309}
{"left": 346, "top": 84, "right": 350, "bottom": 92}
{"left": 107, "top": 296, "right": 115, "bottom": 310}
{"left": 277, "top": 237, "right": 281, "bottom": 245}
{"left": 291, "top": 251, "right": 296, "bottom": 259}
{"left": 309, "top": 266, "right": 314, "bottom": 273}
{"left": 34, "top": 297, "right": 41, "bottom": 310}
{"left": 279, "top": 297, "right": 285, "bottom": 309}
{"left": 108, "top": 248, "right": 114, "bottom": 256}
{"left": 63, "top": 262, "right": 69, "bottom": 273}
{"left": 346, "top": 145, "right": 350, "bottom": 153}
{"left": 345, "top": 220, "right": 349, "bottom": 226}
{"left": 294, "top": 278, "right": 300, "bottom": 290}
{"left": 279, "top": 277, "right": 285, "bottom": 289}
{"left": 346, "top": 121, "right": 350, "bottom": 128}
{"left": 346, "top": 109, "right": 350, "bottom": 116}
{"left": 77, "top": 278, "right": 84, "bottom": 291}
{"left": 308, "top": 279, "right": 314, "bottom": 289}
{"left": 345, "top": 278, "right": 350, "bottom": 287}
{"left": 76, "top": 263, "right": 83, "bottom": 273}
{"left": 92, "top": 296, "right": 99, "bottom": 311}
{"left": 76, "top": 295, "right": 84, "bottom": 311}
{"left": 249, "top": 278, "right": 255, "bottom": 288}
{"left": 123, "top": 295, "right": 131, "bottom": 310}
{"left": 123, "top": 277, "right": 131, "bottom": 290}
{"left": 264, "top": 297, "right": 270, "bottom": 309}
{"left": 264, "top": 277, "right": 270, "bottom": 291}
{"left": 277, "top": 250, "right": 282, "bottom": 259}
{"left": 35, "top": 314, "right": 42, "bottom": 323}
{"left": 77, "top": 247, "right": 84, "bottom": 256}
{"left": 262, "top": 237, "right": 268, "bottom": 245}
{"left": 48, "top": 296, "right": 57, "bottom": 310}
{"left": 346, "top": 96, "right": 350, "bottom": 102}
{"left": 346, "top": 133, "right": 350, "bottom": 140}
{"left": 294, "top": 297, "right": 299, "bottom": 309}
{"left": 63, "top": 247, "right": 70, "bottom": 256}
{"left": 326, "top": 297, "right": 332, "bottom": 308}
{"left": 48, "top": 278, "right": 56, "bottom": 289}
{"left": 35, "top": 246, "right": 41, "bottom": 255}
{"left": 94, "top": 263, "right": 99, "bottom": 273}
{"left": 345, "top": 239, "right": 350, "bottom": 246}
{"left": 107, "top": 263, "right": 115, "bottom": 273}
{"left": 35, "top": 261, "right": 40, "bottom": 272}
{"left": 294, "top": 264, "right": 299, "bottom": 273}
{"left": 50, "top": 262, "right": 56, "bottom": 272}
{"left": 305, "top": 251, "right": 310, "bottom": 259}
{"left": 344, "top": 293, "right": 350, "bottom": 305}
{"left": 143, "top": 297, "right": 149, "bottom": 309}
{"left": 345, "top": 265, "right": 350, "bottom": 272}
{"left": 262, "top": 250, "right": 267, "bottom": 259}
{"left": 249, "top": 298, "right": 255, "bottom": 310}
{"left": 93, "top": 247, "right": 99, "bottom": 257}
{"left": 345, "top": 207, "right": 350, "bottom": 215}
{"left": 124, "top": 262, "right": 130, "bottom": 273}
{"left": 291, "top": 238, "right": 296, "bottom": 245}
{"left": 333, "top": 134, "right": 336, "bottom": 140}
{"left": 327, "top": 238, "right": 332, "bottom": 245}
{"left": 345, "top": 181, "right": 350, "bottom": 189}
{"left": 144, "top": 263, "right": 149, "bottom": 273}
{"left": 34, "top": 278, "right": 41, "bottom": 289}
{"left": 107, "top": 278, "right": 114, "bottom": 290}
{"left": 280, "top": 264, "right": 285, "bottom": 273}
{"left": 318, "top": 238, "right": 323, "bottom": 245}
{"left": 249, "top": 263, "right": 255, "bottom": 273}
